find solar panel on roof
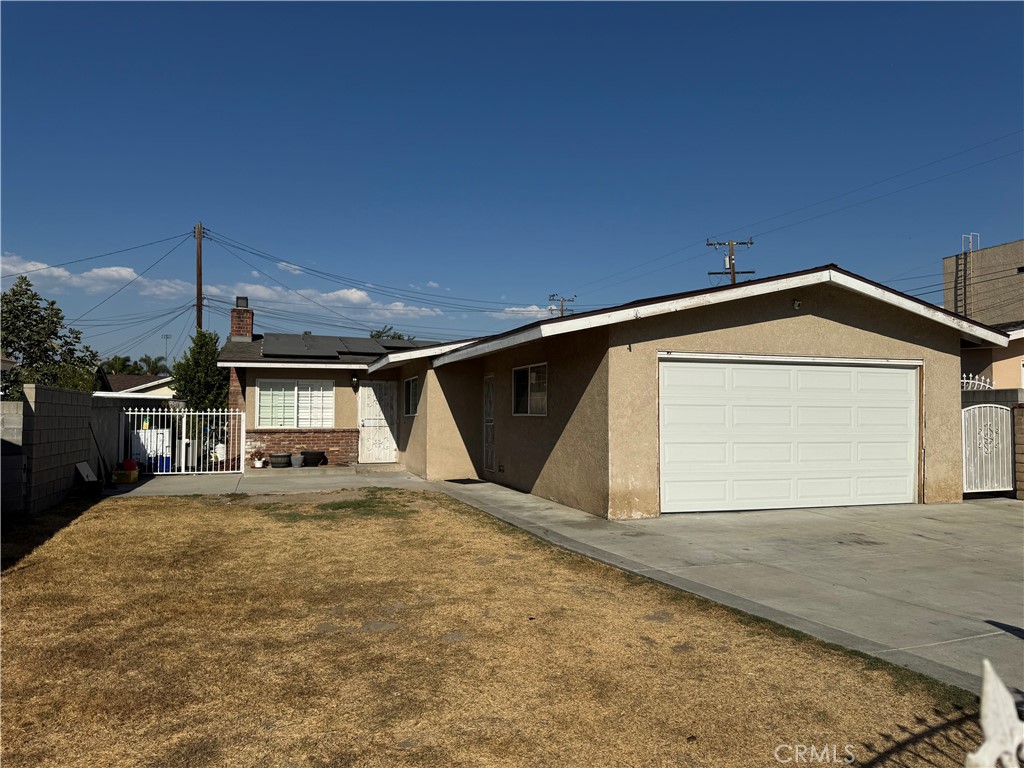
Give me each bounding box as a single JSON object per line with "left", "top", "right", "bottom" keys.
{"left": 261, "top": 333, "right": 339, "bottom": 359}
{"left": 338, "top": 337, "right": 387, "bottom": 356}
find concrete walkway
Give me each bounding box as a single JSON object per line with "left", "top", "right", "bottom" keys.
{"left": 114, "top": 469, "right": 1023, "bottom": 695}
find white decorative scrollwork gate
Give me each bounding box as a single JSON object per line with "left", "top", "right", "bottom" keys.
{"left": 961, "top": 405, "right": 1013, "bottom": 493}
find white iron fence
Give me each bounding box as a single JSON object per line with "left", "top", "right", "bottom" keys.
{"left": 961, "top": 373, "right": 994, "bottom": 390}
{"left": 962, "top": 404, "right": 1013, "bottom": 493}
{"left": 121, "top": 408, "right": 245, "bottom": 474}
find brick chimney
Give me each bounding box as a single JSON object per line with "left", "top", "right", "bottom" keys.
{"left": 230, "top": 297, "right": 253, "bottom": 342}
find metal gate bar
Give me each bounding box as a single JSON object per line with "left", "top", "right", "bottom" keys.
{"left": 962, "top": 404, "right": 1013, "bottom": 493}
{"left": 121, "top": 407, "right": 245, "bottom": 474}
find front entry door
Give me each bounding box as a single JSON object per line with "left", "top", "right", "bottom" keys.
{"left": 358, "top": 381, "right": 398, "bottom": 464}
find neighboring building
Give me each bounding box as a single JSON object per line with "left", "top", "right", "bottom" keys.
{"left": 219, "top": 265, "right": 1007, "bottom": 519}
{"left": 942, "top": 239, "right": 1023, "bottom": 326}
{"left": 95, "top": 372, "right": 176, "bottom": 397}
{"left": 943, "top": 239, "right": 1024, "bottom": 389}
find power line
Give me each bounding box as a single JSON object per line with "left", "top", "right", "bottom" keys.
{"left": 69, "top": 235, "right": 193, "bottom": 323}
{"left": 573, "top": 134, "right": 1023, "bottom": 295}
{"left": 1, "top": 232, "right": 194, "bottom": 277}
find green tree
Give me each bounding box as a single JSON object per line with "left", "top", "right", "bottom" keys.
{"left": 1, "top": 276, "right": 100, "bottom": 400}
{"left": 137, "top": 354, "right": 171, "bottom": 376}
{"left": 102, "top": 355, "right": 143, "bottom": 375}
{"left": 369, "top": 324, "right": 413, "bottom": 341}
{"left": 171, "top": 329, "right": 228, "bottom": 410}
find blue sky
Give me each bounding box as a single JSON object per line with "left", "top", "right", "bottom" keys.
{"left": 2, "top": 2, "right": 1022, "bottom": 361}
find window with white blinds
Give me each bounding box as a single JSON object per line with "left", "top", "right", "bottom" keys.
{"left": 257, "top": 379, "right": 334, "bottom": 428}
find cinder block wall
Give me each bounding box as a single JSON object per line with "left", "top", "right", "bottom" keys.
{"left": 2, "top": 402, "right": 26, "bottom": 513}
{"left": 22, "top": 384, "right": 94, "bottom": 513}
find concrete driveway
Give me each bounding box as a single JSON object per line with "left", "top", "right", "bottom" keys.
{"left": 111, "top": 470, "right": 1022, "bottom": 694}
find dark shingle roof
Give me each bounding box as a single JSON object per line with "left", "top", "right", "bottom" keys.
{"left": 218, "top": 334, "right": 439, "bottom": 366}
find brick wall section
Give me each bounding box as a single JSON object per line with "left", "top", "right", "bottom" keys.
{"left": 230, "top": 307, "right": 253, "bottom": 339}
{"left": 247, "top": 429, "right": 359, "bottom": 466}
{"left": 228, "top": 367, "right": 245, "bottom": 412}
{"left": 1015, "top": 405, "right": 1023, "bottom": 501}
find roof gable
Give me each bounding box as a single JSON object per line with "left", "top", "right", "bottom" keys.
{"left": 434, "top": 265, "right": 1008, "bottom": 367}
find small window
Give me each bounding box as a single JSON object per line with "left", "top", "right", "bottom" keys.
{"left": 404, "top": 376, "right": 419, "bottom": 416}
{"left": 512, "top": 363, "right": 547, "bottom": 416}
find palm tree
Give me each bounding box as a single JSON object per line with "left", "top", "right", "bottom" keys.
{"left": 101, "top": 355, "right": 142, "bottom": 375}
{"left": 137, "top": 354, "right": 171, "bottom": 376}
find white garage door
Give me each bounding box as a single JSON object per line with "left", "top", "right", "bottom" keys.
{"left": 659, "top": 359, "right": 919, "bottom": 513}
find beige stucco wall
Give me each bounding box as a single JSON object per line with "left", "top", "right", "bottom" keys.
{"left": 991, "top": 338, "right": 1024, "bottom": 389}
{"left": 395, "top": 360, "right": 430, "bottom": 476}
{"left": 606, "top": 283, "right": 964, "bottom": 519}
{"left": 432, "top": 328, "right": 611, "bottom": 516}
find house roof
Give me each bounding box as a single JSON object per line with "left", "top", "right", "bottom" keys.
{"left": 102, "top": 374, "right": 174, "bottom": 393}
{"left": 218, "top": 333, "right": 442, "bottom": 369}
{"left": 433, "top": 264, "right": 1009, "bottom": 367}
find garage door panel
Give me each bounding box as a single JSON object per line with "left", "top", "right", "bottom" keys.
{"left": 796, "top": 476, "right": 854, "bottom": 501}
{"left": 664, "top": 441, "right": 728, "bottom": 466}
{"left": 734, "top": 367, "right": 790, "bottom": 390}
{"left": 733, "top": 442, "right": 794, "bottom": 463}
{"left": 663, "top": 403, "right": 728, "bottom": 427}
{"left": 858, "top": 407, "right": 912, "bottom": 428}
{"left": 732, "top": 405, "right": 793, "bottom": 427}
{"left": 857, "top": 369, "right": 915, "bottom": 394}
{"left": 797, "top": 406, "right": 853, "bottom": 427}
{"left": 796, "top": 442, "right": 853, "bottom": 462}
{"left": 659, "top": 360, "right": 918, "bottom": 513}
{"left": 796, "top": 369, "right": 854, "bottom": 391}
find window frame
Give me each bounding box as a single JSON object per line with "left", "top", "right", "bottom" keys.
{"left": 255, "top": 378, "right": 335, "bottom": 429}
{"left": 403, "top": 376, "right": 420, "bottom": 417}
{"left": 512, "top": 362, "right": 547, "bottom": 416}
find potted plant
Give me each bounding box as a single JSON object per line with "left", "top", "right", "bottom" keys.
{"left": 302, "top": 449, "right": 328, "bottom": 467}
{"left": 269, "top": 453, "right": 291, "bottom": 468}
{"left": 251, "top": 448, "right": 266, "bottom": 468}
{"left": 291, "top": 445, "right": 306, "bottom": 468}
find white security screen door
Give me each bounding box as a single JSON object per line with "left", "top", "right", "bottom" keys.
{"left": 359, "top": 381, "right": 398, "bottom": 464}
{"left": 659, "top": 359, "right": 919, "bottom": 512}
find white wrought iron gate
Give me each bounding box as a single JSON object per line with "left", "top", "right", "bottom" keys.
{"left": 122, "top": 408, "right": 245, "bottom": 474}
{"left": 358, "top": 381, "right": 398, "bottom": 464}
{"left": 962, "top": 404, "right": 1013, "bottom": 493}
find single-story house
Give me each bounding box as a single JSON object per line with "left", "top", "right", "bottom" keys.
{"left": 219, "top": 264, "right": 1008, "bottom": 519}
{"left": 95, "top": 372, "right": 177, "bottom": 397}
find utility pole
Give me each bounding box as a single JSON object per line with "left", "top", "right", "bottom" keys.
{"left": 195, "top": 221, "right": 204, "bottom": 330}
{"left": 706, "top": 238, "right": 754, "bottom": 284}
{"left": 548, "top": 294, "right": 576, "bottom": 317}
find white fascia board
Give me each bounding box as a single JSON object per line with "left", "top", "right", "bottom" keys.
{"left": 826, "top": 270, "right": 1008, "bottom": 347}
{"left": 217, "top": 361, "right": 369, "bottom": 370}
{"left": 92, "top": 391, "right": 173, "bottom": 400}
{"left": 367, "top": 341, "right": 476, "bottom": 374}
{"left": 120, "top": 376, "right": 174, "bottom": 393}
{"left": 1007, "top": 328, "right": 1024, "bottom": 341}
{"left": 658, "top": 351, "right": 924, "bottom": 367}
{"left": 435, "top": 268, "right": 1009, "bottom": 367}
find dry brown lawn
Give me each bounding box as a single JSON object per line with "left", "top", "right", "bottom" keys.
{"left": 2, "top": 489, "right": 980, "bottom": 767}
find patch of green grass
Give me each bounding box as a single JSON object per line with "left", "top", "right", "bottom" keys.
{"left": 314, "top": 488, "right": 413, "bottom": 519}
{"left": 266, "top": 508, "right": 347, "bottom": 523}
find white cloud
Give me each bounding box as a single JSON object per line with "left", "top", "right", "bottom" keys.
{"left": 426, "top": 281, "right": 440, "bottom": 289}
{"left": 277, "top": 262, "right": 304, "bottom": 275}
{"left": 1, "top": 253, "right": 193, "bottom": 299}
{"left": 488, "top": 305, "right": 553, "bottom": 320}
